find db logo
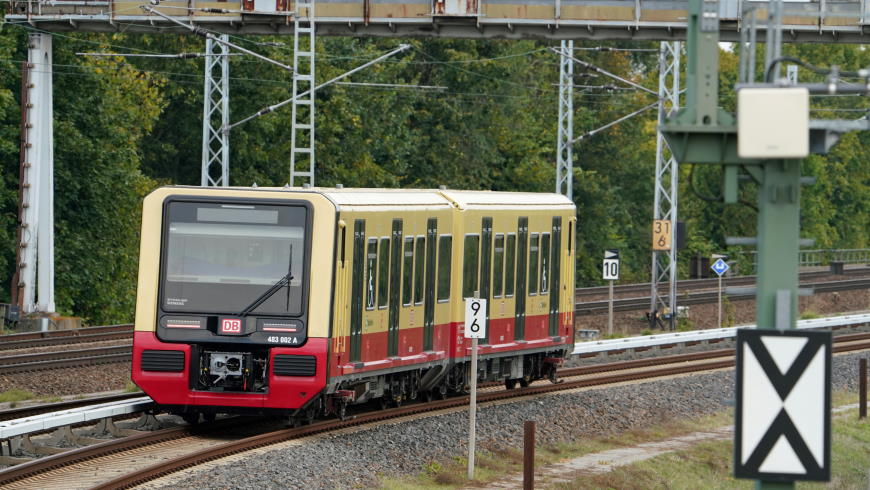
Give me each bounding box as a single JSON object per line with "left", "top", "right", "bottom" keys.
{"left": 220, "top": 318, "right": 242, "bottom": 334}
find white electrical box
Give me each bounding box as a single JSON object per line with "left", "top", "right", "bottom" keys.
{"left": 737, "top": 87, "right": 809, "bottom": 159}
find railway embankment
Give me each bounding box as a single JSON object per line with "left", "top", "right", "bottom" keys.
{"left": 144, "top": 351, "right": 870, "bottom": 490}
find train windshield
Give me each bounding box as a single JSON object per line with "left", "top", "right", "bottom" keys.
{"left": 161, "top": 201, "right": 307, "bottom": 316}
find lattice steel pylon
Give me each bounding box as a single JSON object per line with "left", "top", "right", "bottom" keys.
{"left": 649, "top": 41, "right": 681, "bottom": 330}
{"left": 556, "top": 40, "right": 574, "bottom": 200}
{"left": 201, "top": 35, "right": 230, "bottom": 187}
{"left": 290, "top": 1, "right": 316, "bottom": 187}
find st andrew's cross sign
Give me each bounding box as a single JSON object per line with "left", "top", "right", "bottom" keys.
{"left": 734, "top": 329, "right": 831, "bottom": 482}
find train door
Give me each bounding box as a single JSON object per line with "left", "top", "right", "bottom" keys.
{"left": 548, "top": 216, "right": 562, "bottom": 337}
{"left": 423, "top": 218, "right": 437, "bottom": 351}
{"left": 350, "top": 220, "right": 365, "bottom": 362}
{"left": 388, "top": 219, "right": 402, "bottom": 357}
{"left": 479, "top": 217, "right": 492, "bottom": 344}
{"left": 514, "top": 217, "right": 528, "bottom": 340}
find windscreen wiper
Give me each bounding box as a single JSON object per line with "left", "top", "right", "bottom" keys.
{"left": 239, "top": 244, "right": 293, "bottom": 317}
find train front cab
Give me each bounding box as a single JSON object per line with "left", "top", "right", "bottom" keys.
{"left": 132, "top": 187, "right": 336, "bottom": 413}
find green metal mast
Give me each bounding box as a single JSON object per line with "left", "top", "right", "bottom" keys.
{"left": 661, "top": 0, "right": 802, "bottom": 488}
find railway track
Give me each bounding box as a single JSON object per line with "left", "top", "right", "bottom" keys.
{"left": 575, "top": 277, "right": 870, "bottom": 315}
{"left": 0, "top": 346, "right": 131, "bottom": 375}
{"left": 574, "top": 266, "right": 870, "bottom": 300}
{"left": 4, "top": 332, "right": 869, "bottom": 489}
{"left": 0, "top": 325, "right": 132, "bottom": 351}
{"left": 0, "top": 271, "right": 863, "bottom": 372}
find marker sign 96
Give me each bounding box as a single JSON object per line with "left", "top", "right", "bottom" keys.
{"left": 464, "top": 298, "right": 487, "bottom": 339}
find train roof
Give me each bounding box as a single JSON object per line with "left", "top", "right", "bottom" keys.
{"left": 160, "top": 186, "right": 574, "bottom": 210}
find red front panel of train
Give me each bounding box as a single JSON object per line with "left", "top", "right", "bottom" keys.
{"left": 132, "top": 331, "right": 327, "bottom": 410}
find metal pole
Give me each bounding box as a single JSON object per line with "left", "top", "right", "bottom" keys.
{"left": 468, "top": 336, "right": 478, "bottom": 480}
{"left": 860, "top": 358, "right": 867, "bottom": 420}
{"left": 201, "top": 35, "right": 230, "bottom": 187}
{"left": 21, "top": 33, "right": 55, "bottom": 314}
{"left": 556, "top": 40, "right": 574, "bottom": 199}
{"left": 608, "top": 280, "right": 614, "bottom": 336}
{"left": 523, "top": 420, "right": 535, "bottom": 490}
{"left": 718, "top": 275, "right": 722, "bottom": 328}
{"left": 756, "top": 159, "right": 801, "bottom": 490}
{"left": 649, "top": 41, "right": 680, "bottom": 331}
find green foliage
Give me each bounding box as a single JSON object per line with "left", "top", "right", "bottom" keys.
{"left": 0, "top": 31, "right": 866, "bottom": 324}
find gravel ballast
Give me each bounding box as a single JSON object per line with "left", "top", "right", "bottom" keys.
{"left": 154, "top": 350, "right": 870, "bottom": 490}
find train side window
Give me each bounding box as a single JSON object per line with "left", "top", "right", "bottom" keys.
{"left": 540, "top": 233, "right": 550, "bottom": 293}
{"left": 462, "top": 234, "right": 480, "bottom": 298}
{"left": 378, "top": 237, "right": 389, "bottom": 309}
{"left": 528, "top": 233, "right": 539, "bottom": 295}
{"left": 365, "top": 238, "right": 377, "bottom": 310}
{"left": 340, "top": 225, "right": 346, "bottom": 268}
{"left": 437, "top": 235, "right": 452, "bottom": 302}
{"left": 568, "top": 220, "right": 574, "bottom": 255}
{"left": 505, "top": 233, "right": 516, "bottom": 297}
{"left": 402, "top": 237, "right": 413, "bottom": 306}
{"left": 414, "top": 236, "right": 425, "bottom": 305}
{"left": 493, "top": 234, "right": 505, "bottom": 298}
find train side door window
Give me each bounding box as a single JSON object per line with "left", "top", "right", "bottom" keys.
{"left": 462, "top": 234, "right": 480, "bottom": 298}
{"left": 365, "top": 238, "right": 378, "bottom": 310}
{"left": 505, "top": 233, "right": 516, "bottom": 298}
{"left": 414, "top": 236, "right": 425, "bottom": 305}
{"left": 437, "top": 235, "right": 452, "bottom": 302}
{"left": 402, "top": 237, "right": 414, "bottom": 307}
{"left": 493, "top": 234, "right": 505, "bottom": 298}
{"left": 378, "top": 237, "right": 390, "bottom": 309}
{"left": 540, "top": 233, "right": 550, "bottom": 293}
{"left": 528, "top": 233, "right": 539, "bottom": 296}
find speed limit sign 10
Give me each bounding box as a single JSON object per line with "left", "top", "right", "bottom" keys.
{"left": 464, "top": 298, "right": 487, "bottom": 339}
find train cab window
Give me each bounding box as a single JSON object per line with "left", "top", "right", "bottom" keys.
{"left": 540, "top": 233, "right": 550, "bottom": 293}
{"left": 365, "top": 238, "right": 377, "bottom": 310}
{"left": 462, "top": 234, "right": 480, "bottom": 298}
{"left": 161, "top": 200, "right": 308, "bottom": 316}
{"left": 493, "top": 234, "right": 505, "bottom": 298}
{"left": 505, "top": 233, "right": 516, "bottom": 297}
{"left": 414, "top": 236, "right": 425, "bottom": 305}
{"left": 402, "top": 237, "right": 414, "bottom": 306}
{"left": 437, "top": 235, "right": 452, "bottom": 302}
{"left": 528, "top": 234, "right": 539, "bottom": 295}
{"left": 378, "top": 238, "right": 389, "bottom": 309}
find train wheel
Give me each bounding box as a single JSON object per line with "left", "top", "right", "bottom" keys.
{"left": 505, "top": 378, "right": 517, "bottom": 390}
{"left": 379, "top": 396, "right": 390, "bottom": 411}
{"left": 338, "top": 402, "right": 348, "bottom": 421}
{"left": 182, "top": 413, "right": 200, "bottom": 425}
{"left": 438, "top": 385, "right": 448, "bottom": 399}
{"left": 202, "top": 412, "right": 216, "bottom": 424}
{"left": 519, "top": 376, "right": 530, "bottom": 388}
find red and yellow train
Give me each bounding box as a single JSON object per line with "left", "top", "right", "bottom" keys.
{"left": 132, "top": 186, "right": 575, "bottom": 422}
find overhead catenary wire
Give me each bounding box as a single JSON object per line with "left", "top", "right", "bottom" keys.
{"left": 548, "top": 47, "right": 658, "bottom": 96}
{"left": 226, "top": 44, "right": 412, "bottom": 131}
{"left": 141, "top": 6, "right": 295, "bottom": 72}
{"left": 77, "top": 52, "right": 243, "bottom": 59}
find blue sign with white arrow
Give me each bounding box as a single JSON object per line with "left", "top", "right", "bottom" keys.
{"left": 711, "top": 258, "right": 730, "bottom": 277}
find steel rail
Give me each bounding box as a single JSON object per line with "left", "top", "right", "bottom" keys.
{"left": 575, "top": 277, "right": 870, "bottom": 315}
{"left": 0, "top": 346, "right": 131, "bottom": 375}
{"left": 0, "top": 324, "right": 132, "bottom": 342}
{"left": 0, "top": 332, "right": 132, "bottom": 351}
{"left": 574, "top": 268, "right": 851, "bottom": 298}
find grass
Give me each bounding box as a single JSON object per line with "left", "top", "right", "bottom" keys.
{"left": 800, "top": 310, "right": 822, "bottom": 320}
{"left": 380, "top": 391, "right": 867, "bottom": 489}
{"left": 0, "top": 389, "right": 37, "bottom": 404}
{"left": 123, "top": 380, "right": 142, "bottom": 393}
